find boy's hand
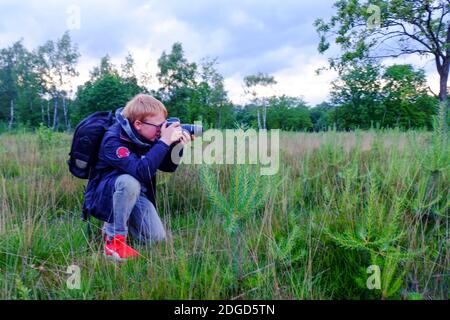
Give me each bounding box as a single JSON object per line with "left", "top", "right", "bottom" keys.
{"left": 179, "top": 130, "right": 193, "bottom": 146}
{"left": 160, "top": 121, "right": 183, "bottom": 146}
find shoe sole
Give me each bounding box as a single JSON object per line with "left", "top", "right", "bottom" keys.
{"left": 104, "top": 247, "right": 126, "bottom": 262}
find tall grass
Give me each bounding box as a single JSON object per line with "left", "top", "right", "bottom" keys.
{"left": 0, "top": 126, "right": 448, "bottom": 299}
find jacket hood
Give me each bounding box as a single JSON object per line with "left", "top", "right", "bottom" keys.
{"left": 115, "top": 107, "right": 152, "bottom": 148}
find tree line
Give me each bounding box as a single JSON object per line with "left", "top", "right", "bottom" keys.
{"left": 0, "top": 33, "right": 444, "bottom": 132}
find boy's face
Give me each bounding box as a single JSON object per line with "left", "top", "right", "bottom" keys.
{"left": 133, "top": 113, "right": 166, "bottom": 142}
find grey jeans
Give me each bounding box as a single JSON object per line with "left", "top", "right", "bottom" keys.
{"left": 103, "top": 174, "right": 166, "bottom": 243}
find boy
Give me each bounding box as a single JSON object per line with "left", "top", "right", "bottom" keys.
{"left": 82, "top": 94, "right": 192, "bottom": 261}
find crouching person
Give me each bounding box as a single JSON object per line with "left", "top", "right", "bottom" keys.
{"left": 82, "top": 94, "right": 192, "bottom": 261}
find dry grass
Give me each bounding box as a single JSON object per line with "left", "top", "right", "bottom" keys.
{"left": 0, "top": 128, "right": 448, "bottom": 299}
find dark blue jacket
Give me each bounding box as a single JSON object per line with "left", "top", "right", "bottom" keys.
{"left": 82, "top": 108, "right": 181, "bottom": 223}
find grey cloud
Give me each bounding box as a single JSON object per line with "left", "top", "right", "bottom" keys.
{"left": 0, "top": 0, "right": 353, "bottom": 104}
{"left": 0, "top": 0, "right": 336, "bottom": 69}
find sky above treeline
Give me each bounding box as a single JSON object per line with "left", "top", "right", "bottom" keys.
{"left": 0, "top": 0, "right": 440, "bottom": 106}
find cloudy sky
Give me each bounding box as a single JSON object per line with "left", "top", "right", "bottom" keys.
{"left": 0, "top": 0, "right": 440, "bottom": 106}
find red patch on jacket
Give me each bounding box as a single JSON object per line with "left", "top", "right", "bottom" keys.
{"left": 116, "top": 146, "right": 130, "bottom": 159}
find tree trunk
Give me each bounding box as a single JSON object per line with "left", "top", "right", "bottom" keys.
{"left": 53, "top": 97, "right": 58, "bottom": 130}
{"left": 438, "top": 66, "right": 448, "bottom": 104}
{"left": 63, "top": 96, "right": 70, "bottom": 131}
{"left": 67, "top": 100, "right": 72, "bottom": 131}
{"left": 47, "top": 99, "right": 50, "bottom": 128}
{"left": 217, "top": 105, "right": 222, "bottom": 128}
{"left": 439, "top": 25, "right": 450, "bottom": 105}
{"left": 257, "top": 109, "right": 261, "bottom": 129}
{"left": 8, "top": 100, "right": 14, "bottom": 130}
{"left": 436, "top": 56, "right": 449, "bottom": 140}
{"left": 436, "top": 30, "right": 449, "bottom": 104}
{"left": 263, "top": 103, "right": 267, "bottom": 129}
{"left": 41, "top": 99, "right": 45, "bottom": 124}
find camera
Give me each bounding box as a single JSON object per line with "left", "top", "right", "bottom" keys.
{"left": 166, "top": 117, "right": 203, "bottom": 137}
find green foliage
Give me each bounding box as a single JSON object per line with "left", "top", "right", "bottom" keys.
{"left": 0, "top": 130, "right": 448, "bottom": 299}
{"left": 427, "top": 101, "right": 449, "bottom": 172}
{"left": 381, "top": 64, "right": 437, "bottom": 129}
{"left": 155, "top": 45, "right": 236, "bottom": 128}
{"left": 0, "top": 32, "right": 442, "bottom": 132}
{"left": 187, "top": 58, "right": 235, "bottom": 127}
{"left": 330, "top": 62, "right": 383, "bottom": 129}
{"left": 14, "top": 278, "right": 31, "bottom": 300}
{"left": 158, "top": 43, "right": 197, "bottom": 93}
{"left": 243, "top": 72, "right": 277, "bottom": 130}
{"left": 236, "top": 96, "right": 313, "bottom": 131}
{"left": 71, "top": 54, "right": 145, "bottom": 126}
{"left": 328, "top": 63, "right": 439, "bottom": 130}
{"left": 36, "top": 122, "right": 55, "bottom": 147}
{"left": 243, "top": 72, "right": 276, "bottom": 89}
{"left": 0, "top": 32, "right": 80, "bottom": 130}
{"left": 266, "top": 96, "right": 313, "bottom": 130}
{"left": 310, "top": 102, "right": 334, "bottom": 131}
{"left": 0, "top": 40, "right": 42, "bottom": 127}
{"left": 315, "top": 0, "right": 450, "bottom": 123}
{"left": 315, "top": 0, "right": 449, "bottom": 71}
{"left": 270, "top": 212, "right": 307, "bottom": 266}
{"left": 200, "top": 164, "right": 270, "bottom": 235}
{"left": 156, "top": 43, "right": 197, "bottom": 121}
{"left": 406, "top": 292, "right": 424, "bottom": 300}
{"left": 199, "top": 164, "right": 273, "bottom": 291}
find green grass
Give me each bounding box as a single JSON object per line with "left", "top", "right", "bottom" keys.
{"left": 0, "top": 127, "right": 448, "bottom": 299}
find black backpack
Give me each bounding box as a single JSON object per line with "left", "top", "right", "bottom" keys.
{"left": 68, "top": 111, "right": 116, "bottom": 179}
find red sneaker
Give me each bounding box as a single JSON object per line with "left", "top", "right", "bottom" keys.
{"left": 104, "top": 235, "right": 140, "bottom": 261}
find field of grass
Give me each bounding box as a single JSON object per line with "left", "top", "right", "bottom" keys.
{"left": 0, "top": 126, "right": 448, "bottom": 299}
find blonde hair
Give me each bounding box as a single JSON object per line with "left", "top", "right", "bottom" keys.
{"left": 123, "top": 94, "right": 168, "bottom": 124}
